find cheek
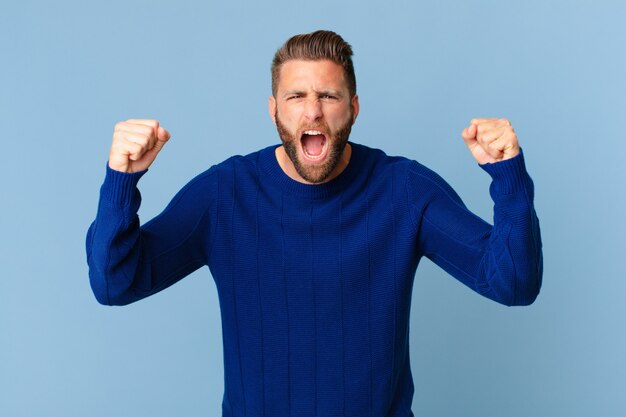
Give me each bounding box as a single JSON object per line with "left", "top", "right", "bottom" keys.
{"left": 329, "top": 108, "right": 353, "bottom": 127}
{"left": 277, "top": 105, "right": 299, "bottom": 124}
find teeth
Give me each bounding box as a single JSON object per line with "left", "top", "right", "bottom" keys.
{"left": 303, "top": 130, "right": 323, "bottom": 135}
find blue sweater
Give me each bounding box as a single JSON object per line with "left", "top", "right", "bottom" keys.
{"left": 86, "top": 142, "right": 542, "bottom": 417}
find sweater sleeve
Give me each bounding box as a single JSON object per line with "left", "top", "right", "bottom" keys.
{"left": 85, "top": 165, "right": 218, "bottom": 306}
{"left": 411, "top": 151, "right": 543, "bottom": 306}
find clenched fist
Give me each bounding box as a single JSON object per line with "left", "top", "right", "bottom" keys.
{"left": 461, "top": 118, "right": 520, "bottom": 165}
{"left": 108, "top": 119, "right": 171, "bottom": 173}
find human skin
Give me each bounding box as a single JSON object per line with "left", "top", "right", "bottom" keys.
{"left": 462, "top": 117, "right": 521, "bottom": 164}
{"left": 268, "top": 59, "right": 360, "bottom": 184}
{"left": 108, "top": 119, "right": 171, "bottom": 173}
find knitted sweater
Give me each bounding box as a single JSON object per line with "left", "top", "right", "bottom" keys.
{"left": 86, "top": 142, "right": 542, "bottom": 417}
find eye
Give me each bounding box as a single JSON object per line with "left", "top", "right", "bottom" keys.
{"left": 321, "top": 94, "right": 337, "bottom": 100}
{"left": 286, "top": 95, "right": 301, "bottom": 101}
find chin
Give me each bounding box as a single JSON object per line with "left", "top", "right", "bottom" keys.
{"left": 274, "top": 111, "right": 353, "bottom": 184}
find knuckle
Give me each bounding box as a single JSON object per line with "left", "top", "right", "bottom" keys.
{"left": 144, "top": 120, "right": 159, "bottom": 130}
{"left": 136, "top": 124, "right": 152, "bottom": 136}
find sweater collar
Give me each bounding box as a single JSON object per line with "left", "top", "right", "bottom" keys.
{"left": 258, "top": 142, "right": 365, "bottom": 199}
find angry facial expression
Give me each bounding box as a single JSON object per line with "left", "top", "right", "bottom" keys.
{"left": 269, "top": 59, "right": 359, "bottom": 184}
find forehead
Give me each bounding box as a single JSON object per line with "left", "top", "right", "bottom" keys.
{"left": 277, "top": 59, "right": 348, "bottom": 92}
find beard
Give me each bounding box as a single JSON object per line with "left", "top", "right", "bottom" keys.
{"left": 274, "top": 110, "right": 353, "bottom": 184}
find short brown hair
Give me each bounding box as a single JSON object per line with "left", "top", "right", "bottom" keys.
{"left": 271, "top": 30, "right": 356, "bottom": 97}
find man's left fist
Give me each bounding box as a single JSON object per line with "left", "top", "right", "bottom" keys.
{"left": 461, "top": 118, "right": 520, "bottom": 164}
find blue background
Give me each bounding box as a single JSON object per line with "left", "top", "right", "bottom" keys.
{"left": 2, "top": 0, "right": 625, "bottom": 415}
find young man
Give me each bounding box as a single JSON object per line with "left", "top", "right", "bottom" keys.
{"left": 87, "top": 30, "right": 542, "bottom": 417}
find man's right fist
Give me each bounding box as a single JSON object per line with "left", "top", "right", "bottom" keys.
{"left": 108, "top": 119, "right": 171, "bottom": 173}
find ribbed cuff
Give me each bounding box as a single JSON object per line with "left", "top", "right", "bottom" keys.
{"left": 100, "top": 163, "right": 148, "bottom": 206}
{"left": 479, "top": 149, "right": 531, "bottom": 195}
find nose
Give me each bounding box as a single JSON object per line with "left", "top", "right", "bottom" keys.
{"left": 303, "top": 98, "right": 323, "bottom": 121}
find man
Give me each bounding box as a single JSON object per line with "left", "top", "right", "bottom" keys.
{"left": 87, "top": 30, "right": 542, "bottom": 417}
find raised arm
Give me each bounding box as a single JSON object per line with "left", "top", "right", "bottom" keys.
{"left": 414, "top": 118, "right": 542, "bottom": 306}
{"left": 86, "top": 120, "right": 216, "bottom": 305}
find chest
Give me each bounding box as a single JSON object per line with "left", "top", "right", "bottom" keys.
{"left": 208, "top": 181, "right": 419, "bottom": 286}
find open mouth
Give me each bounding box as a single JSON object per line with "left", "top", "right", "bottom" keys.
{"left": 300, "top": 130, "right": 328, "bottom": 162}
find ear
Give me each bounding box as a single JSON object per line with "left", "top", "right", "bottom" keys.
{"left": 268, "top": 95, "right": 277, "bottom": 125}
{"left": 351, "top": 94, "right": 360, "bottom": 124}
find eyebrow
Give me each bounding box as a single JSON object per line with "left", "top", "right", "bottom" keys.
{"left": 281, "top": 89, "right": 344, "bottom": 98}
{"left": 318, "top": 90, "right": 343, "bottom": 97}
{"left": 282, "top": 90, "right": 305, "bottom": 98}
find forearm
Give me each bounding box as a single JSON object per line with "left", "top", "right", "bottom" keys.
{"left": 479, "top": 151, "right": 543, "bottom": 305}
{"left": 86, "top": 166, "right": 145, "bottom": 305}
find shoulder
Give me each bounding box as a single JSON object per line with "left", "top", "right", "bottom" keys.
{"left": 352, "top": 143, "right": 461, "bottom": 206}
{"left": 181, "top": 146, "right": 278, "bottom": 200}
{"left": 207, "top": 145, "right": 273, "bottom": 177}
{"left": 352, "top": 142, "right": 444, "bottom": 184}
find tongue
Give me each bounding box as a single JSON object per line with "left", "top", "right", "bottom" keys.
{"left": 302, "top": 134, "right": 325, "bottom": 156}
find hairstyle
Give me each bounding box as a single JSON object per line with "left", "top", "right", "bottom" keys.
{"left": 271, "top": 30, "right": 357, "bottom": 97}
